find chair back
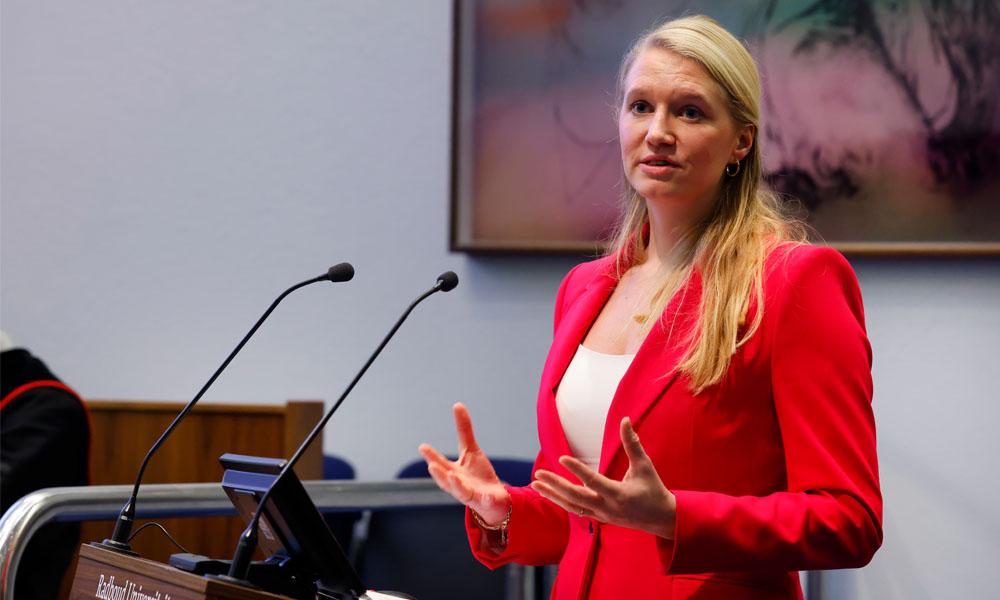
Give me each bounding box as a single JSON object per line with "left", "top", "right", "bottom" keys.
{"left": 396, "top": 457, "right": 533, "bottom": 487}
{"left": 323, "top": 454, "right": 356, "bottom": 480}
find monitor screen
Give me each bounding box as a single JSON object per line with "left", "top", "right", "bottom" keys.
{"left": 219, "top": 453, "right": 366, "bottom": 598}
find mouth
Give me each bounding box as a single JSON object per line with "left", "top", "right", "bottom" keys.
{"left": 640, "top": 157, "right": 678, "bottom": 168}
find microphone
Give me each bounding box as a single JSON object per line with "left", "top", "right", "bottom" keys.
{"left": 436, "top": 270, "right": 458, "bottom": 292}
{"left": 326, "top": 263, "right": 356, "bottom": 283}
{"left": 217, "top": 270, "right": 459, "bottom": 586}
{"left": 92, "top": 263, "right": 355, "bottom": 555}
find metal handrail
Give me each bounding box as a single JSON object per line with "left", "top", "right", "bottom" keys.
{"left": 1, "top": 482, "right": 821, "bottom": 600}
{"left": 0, "top": 480, "right": 453, "bottom": 600}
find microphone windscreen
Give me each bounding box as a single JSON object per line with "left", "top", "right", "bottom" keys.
{"left": 436, "top": 271, "right": 459, "bottom": 292}
{"left": 327, "top": 263, "right": 355, "bottom": 282}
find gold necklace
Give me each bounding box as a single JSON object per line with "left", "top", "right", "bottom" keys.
{"left": 622, "top": 267, "right": 653, "bottom": 325}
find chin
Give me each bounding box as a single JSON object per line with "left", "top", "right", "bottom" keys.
{"left": 638, "top": 186, "right": 719, "bottom": 215}
{"left": 631, "top": 174, "right": 686, "bottom": 201}
{"left": 634, "top": 186, "right": 682, "bottom": 203}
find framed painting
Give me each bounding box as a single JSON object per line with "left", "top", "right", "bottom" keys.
{"left": 450, "top": 0, "right": 1000, "bottom": 254}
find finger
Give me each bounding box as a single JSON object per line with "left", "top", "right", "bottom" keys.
{"left": 418, "top": 443, "right": 453, "bottom": 469}
{"left": 558, "top": 455, "right": 619, "bottom": 496}
{"left": 453, "top": 403, "right": 481, "bottom": 457}
{"left": 534, "top": 469, "right": 601, "bottom": 507}
{"left": 530, "top": 480, "right": 580, "bottom": 514}
{"left": 427, "top": 462, "right": 461, "bottom": 499}
{"left": 619, "top": 417, "right": 652, "bottom": 466}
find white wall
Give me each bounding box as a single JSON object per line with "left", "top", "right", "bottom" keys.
{"left": 2, "top": 2, "right": 998, "bottom": 597}
{"left": 824, "top": 258, "right": 1000, "bottom": 599}
{"left": 1, "top": 0, "right": 566, "bottom": 480}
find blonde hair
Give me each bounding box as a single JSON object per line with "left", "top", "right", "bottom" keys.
{"left": 608, "top": 15, "right": 807, "bottom": 393}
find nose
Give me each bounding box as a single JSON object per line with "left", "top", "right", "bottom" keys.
{"left": 645, "top": 111, "right": 675, "bottom": 147}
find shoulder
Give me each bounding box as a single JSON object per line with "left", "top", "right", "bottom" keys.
{"left": 2, "top": 384, "right": 87, "bottom": 420}
{"left": 1, "top": 369, "right": 88, "bottom": 429}
{"left": 763, "top": 242, "right": 866, "bottom": 326}
{"left": 765, "top": 242, "right": 858, "bottom": 291}
{"left": 552, "top": 255, "right": 615, "bottom": 326}
{"left": 557, "top": 256, "right": 614, "bottom": 300}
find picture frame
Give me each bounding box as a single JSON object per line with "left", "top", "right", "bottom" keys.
{"left": 449, "top": 0, "right": 1000, "bottom": 255}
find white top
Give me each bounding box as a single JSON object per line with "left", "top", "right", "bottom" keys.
{"left": 554, "top": 345, "right": 635, "bottom": 471}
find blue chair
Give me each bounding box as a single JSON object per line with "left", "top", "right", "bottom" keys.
{"left": 323, "top": 454, "right": 356, "bottom": 480}
{"left": 395, "top": 457, "right": 533, "bottom": 487}
{"left": 357, "top": 457, "right": 537, "bottom": 600}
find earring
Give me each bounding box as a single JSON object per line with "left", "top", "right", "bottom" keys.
{"left": 725, "top": 162, "right": 740, "bottom": 177}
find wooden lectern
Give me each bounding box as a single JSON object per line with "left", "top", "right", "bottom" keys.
{"left": 70, "top": 544, "right": 282, "bottom": 600}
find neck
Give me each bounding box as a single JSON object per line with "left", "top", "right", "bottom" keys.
{"left": 642, "top": 197, "right": 709, "bottom": 271}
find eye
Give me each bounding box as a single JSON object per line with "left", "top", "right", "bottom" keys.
{"left": 629, "top": 100, "right": 652, "bottom": 115}
{"left": 680, "top": 106, "right": 703, "bottom": 120}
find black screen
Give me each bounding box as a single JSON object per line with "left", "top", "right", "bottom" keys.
{"left": 219, "top": 453, "right": 366, "bottom": 598}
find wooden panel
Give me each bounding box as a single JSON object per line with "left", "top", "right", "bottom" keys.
{"left": 283, "top": 401, "right": 324, "bottom": 478}
{"left": 64, "top": 400, "right": 324, "bottom": 599}
{"left": 70, "top": 544, "right": 284, "bottom": 600}
{"left": 86, "top": 401, "right": 323, "bottom": 486}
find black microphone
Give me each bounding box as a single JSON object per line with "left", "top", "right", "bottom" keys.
{"left": 217, "top": 270, "right": 459, "bottom": 586}
{"left": 436, "top": 270, "right": 458, "bottom": 292}
{"left": 92, "top": 263, "right": 355, "bottom": 555}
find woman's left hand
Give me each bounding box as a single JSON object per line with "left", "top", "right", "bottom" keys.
{"left": 531, "top": 416, "right": 678, "bottom": 540}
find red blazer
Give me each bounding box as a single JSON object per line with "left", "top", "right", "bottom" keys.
{"left": 466, "top": 243, "right": 882, "bottom": 599}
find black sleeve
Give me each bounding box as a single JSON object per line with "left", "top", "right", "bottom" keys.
{"left": 1, "top": 387, "right": 90, "bottom": 514}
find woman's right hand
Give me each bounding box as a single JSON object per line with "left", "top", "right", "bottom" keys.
{"left": 418, "top": 402, "right": 511, "bottom": 526}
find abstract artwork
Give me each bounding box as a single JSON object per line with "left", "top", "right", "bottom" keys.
{"left": 450, "top": 0, "right": 1000, "bottom": 253}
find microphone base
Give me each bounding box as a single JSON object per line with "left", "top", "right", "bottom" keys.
{"left": 204, "top": 574, "right": 263, "bottom": 590}
{"left": 90, "top": 539, "right": 140, "bottom": 557}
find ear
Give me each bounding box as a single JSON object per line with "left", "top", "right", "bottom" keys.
{"left": 730, "top": 124, "right": 755, "bottom": 163}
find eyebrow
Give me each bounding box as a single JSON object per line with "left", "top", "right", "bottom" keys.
{"left": 623, "top": 86, "right": 711, "bottom": 105}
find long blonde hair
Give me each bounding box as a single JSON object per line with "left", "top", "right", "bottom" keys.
{"left": 608, "top": 15, "right": 807, "bottom": 393}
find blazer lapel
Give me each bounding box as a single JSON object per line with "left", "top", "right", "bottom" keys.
{"left": 598, "top": 269, "right": 703, "bottom": 475}
{"left": 537, "top": 266, "right": 617, "bottom": 474}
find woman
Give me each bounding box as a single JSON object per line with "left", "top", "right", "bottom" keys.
{"left": 420, "top": 15, "right": 881, "bottom": 599}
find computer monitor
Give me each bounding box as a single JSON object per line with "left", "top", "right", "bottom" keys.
{"left": 219, "top": 453, "right": 366, "bottom": 599}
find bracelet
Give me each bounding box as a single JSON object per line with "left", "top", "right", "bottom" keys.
{"left": 471, "top": 502, "right": 512, "bottom": 547}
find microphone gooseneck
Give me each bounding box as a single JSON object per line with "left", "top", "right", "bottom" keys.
{"left": 222, "top": 270, "right": 459, "bottom": 584}
{"left": 93, "top": 264, "right": 354, "bottom": 555}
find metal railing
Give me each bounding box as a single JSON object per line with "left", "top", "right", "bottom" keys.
{"left": 0, "top": 482, "right": 819, "bottom": 600}
{"left": 0, "top": 480, "right": 452, "bottom": 600}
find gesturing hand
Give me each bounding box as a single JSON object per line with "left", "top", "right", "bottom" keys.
{"left": 418, "top": 403, "right": 511, "bottom": 527}
{"left": 531, "top": 417, "right": 677, "bottom": 540}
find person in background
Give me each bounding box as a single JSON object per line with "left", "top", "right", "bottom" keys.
{"left": 419, "top": 15, "right": 881, "bottom": 599}
{"left": 1, "top": 330, "right": 91, "bottom": 600}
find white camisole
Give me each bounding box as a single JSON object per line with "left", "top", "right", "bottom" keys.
{"left": 554, "top": 345, "right": 636, "bottom": 471}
